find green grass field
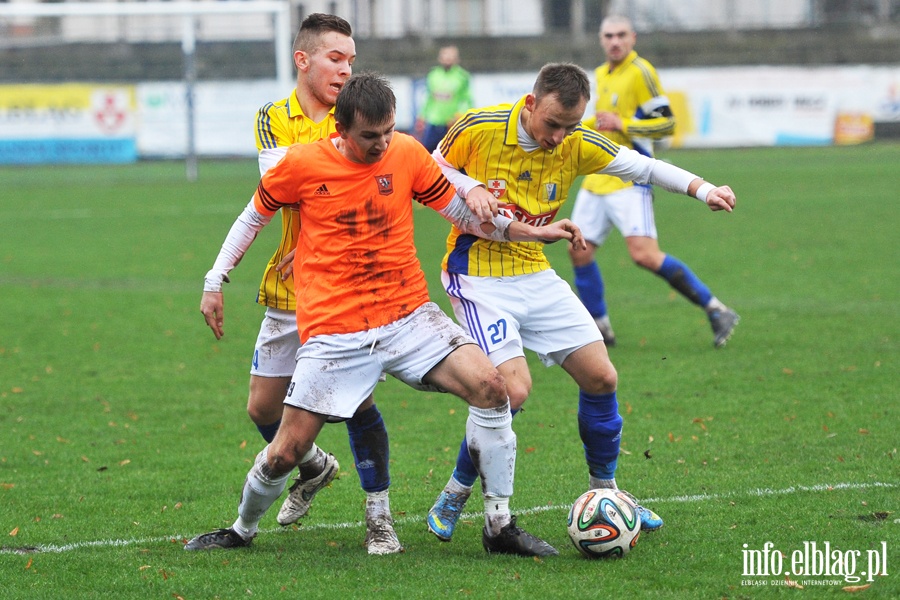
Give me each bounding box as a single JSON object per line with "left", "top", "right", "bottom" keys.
{"left": 1, "top": 143, "right": 897, "bottom": 599}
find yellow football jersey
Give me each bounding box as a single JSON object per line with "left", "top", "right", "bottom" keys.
{"left": 582, "top": 50, "right": 675, "bottom": 196}
{"left": 253, "top": 90, "right": 336, "bottom": 310}
{"left": 439, "top": 95, "right": 620, "bottom": 277}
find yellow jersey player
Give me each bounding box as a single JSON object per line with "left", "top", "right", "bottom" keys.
{"left": 425, "top": 62, "right": 736, "bottom": 542}
{"left": 200, "top": 14, "right": 399, "bottom": 555}
{"left": 568, "top": 15, "right": 739, "bottom": 348}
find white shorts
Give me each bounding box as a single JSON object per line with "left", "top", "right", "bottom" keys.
{"left": 441, "top": 269, "right": 602, "bottom": 368}
{"left": 284, "top": 302, "right": 476, "bottom": 419}
{"left": 251, "top": 307, "right": 300, "bottom": 378}
{"left": 570, "top": 184, "right": 657, "bottom": 246}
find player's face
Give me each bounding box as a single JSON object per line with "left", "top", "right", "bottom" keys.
{"left": 524, "top": 93, "right": 586, "bottom": 150}
{"left": 600, "top": 23, "right": 635, "bottom": 65}
{"left": 297, "top": 31, "right": 356, "bottom": 107}
{"left": 336, "top": 113, "right": 396, "bottom": 164}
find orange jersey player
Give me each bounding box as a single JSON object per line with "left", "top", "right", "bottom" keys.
{"left": 188, "top": 73, "right": 585, "bottom": 557}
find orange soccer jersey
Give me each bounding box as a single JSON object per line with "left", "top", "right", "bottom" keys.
{"left": 253, "top": 132, "right": 456, "bottom": 343}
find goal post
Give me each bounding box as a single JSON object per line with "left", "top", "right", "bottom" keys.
{"left": 0, "top": 1, "right": 293, "bottom": 178}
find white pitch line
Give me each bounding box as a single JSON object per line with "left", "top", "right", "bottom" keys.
{"left": 2, "top": 481, "right": 895, "bottom": 555}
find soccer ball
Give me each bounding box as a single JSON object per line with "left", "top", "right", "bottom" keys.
{"left": 567, "top": 489, "right": 641, "bottom": 558}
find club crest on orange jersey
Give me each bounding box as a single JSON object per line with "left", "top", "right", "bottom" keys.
{"left": 487, "top": 179, "right": 507, "bottom": 199}
{"left": 376, "top": 174, "right": 393, "bottom": 196}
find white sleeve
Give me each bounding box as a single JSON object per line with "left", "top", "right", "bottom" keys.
{"left": 431, "top": 148, "right": 484, "bottom": 198}
{"left": 436, "top": 194, "right": 513, "bottom": 242}
{"left": 601, "top": 146, "right": 702, "bottom": 199}
{"left": 203, "top": 199, "right": 272, "bottom": 292}
{"left": 258, "top": 147, "right": 288, "bottom": 177}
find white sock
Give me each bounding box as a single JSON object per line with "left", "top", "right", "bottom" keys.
{"left": 704, "top": 297, "right": 726, "bottom": 313}
{"left": 590, "top": 476, "right": 617, "bottom": 490}
{"left": 446, "top": 476, "right": 472, "bottom": 495}
{"left": 466, "top": 403, "right": 515, "bottom": 499}
{"left": 366, "top": 490, "right": 390, "bottom": 520}
{"left": 234, "top": 446, "right": 291, "bottom": 537}
{"left": 297, "top": 443, "right": 323, "bottom": 479}
{"left": 484, "top": 496, "right": 511, "bottom": 535}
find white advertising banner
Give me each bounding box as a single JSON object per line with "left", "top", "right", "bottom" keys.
{"left": 659, "top": 66, "right": 899, "bottom": 147}
{"left": 4, "top": 66, "right": 895, "bottom": 163}
{"left": 136, "top": 80, "right": 283, "bottom": 158}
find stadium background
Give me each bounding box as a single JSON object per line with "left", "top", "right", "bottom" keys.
{"left": 1, "top": 0, "right": 899, "bottom": 165}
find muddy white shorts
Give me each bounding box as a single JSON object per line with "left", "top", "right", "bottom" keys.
{"left": 284, "top": 302, "right": 476, "bottom": 419}
{"left": 250, "top": 307, "right": 300, "bottom": 378}
{"left": 441, "top": 269, "right": 601, "bottom": 368}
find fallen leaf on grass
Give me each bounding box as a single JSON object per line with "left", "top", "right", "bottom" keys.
{"left": 9, "top": 526, "right": 19, "bottom": 536}
{"left": 842, "top": 584, "right": 870, "bottom": 592}
{"left": 240, "top": 440, "right": 247, "bottom": 449}
{"left": 25, "top": 557, "right": 32, "bottom": 569}
{"left": 1, "top": 483, "right": 14, "bottom": 490}
{"left": 119, "top": 459, "right": 131, "bottom": 466}
{"left": 139, "top": 565, "right": 152, "bottom": 571}
{"left": 784, "top": 575, "right": 803, "bottom": 589}
{"left": 858, "top": 429, "right": 869, "bottom": 435}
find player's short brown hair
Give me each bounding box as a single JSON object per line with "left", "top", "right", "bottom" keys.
{"left": 533, "top": 63, "right": 591, "bottom": 109}
{"left": 293, "top": 13, "right": 352, "bottom": 54}
{"left": 335, "top": 73, "right": 395, "bottom": 130}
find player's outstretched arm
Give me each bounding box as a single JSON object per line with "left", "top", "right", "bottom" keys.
{"left": 601, "top": 147, "right": 737, "bottom": 214}
{"left": 507, "top": 218, "right": 587, "bottom": 250}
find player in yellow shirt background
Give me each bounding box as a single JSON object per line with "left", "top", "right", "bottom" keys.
{"left": 200, "top": 14, "right": 399, "bottom": 555}
{"left": 568, "top": 15, "right": 739, "bottom": 348}
{"left": 425, "top": 62, "right": 737, "bottom": 542}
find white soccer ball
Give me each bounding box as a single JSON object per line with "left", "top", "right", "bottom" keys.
{"left": 567, "top": 489, "right": 641, "bottom": 558}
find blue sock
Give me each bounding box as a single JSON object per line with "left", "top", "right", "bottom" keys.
{"left": 656, "top": 254, "right": 712, "bottom": 307}
{"left": 346, "top": 404, "right": 390, "bottom": 493}
{"left": 577, "top": 391, "right": 622, "bottom": 479}
{"left": 453, "top": 408, "right": 519, "bottom": 487}
{"left": 256, "top": 419, "right": 280, "bottom": 443}
{"left": 573, "top": 262, "right": 608, "bottom": 318}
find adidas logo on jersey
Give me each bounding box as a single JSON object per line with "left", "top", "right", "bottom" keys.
{"left": 314, "top": 184, "right": 330, "bottom": 196}
{"left": 517, "top": 171, "right": 532, "bottom": 181}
